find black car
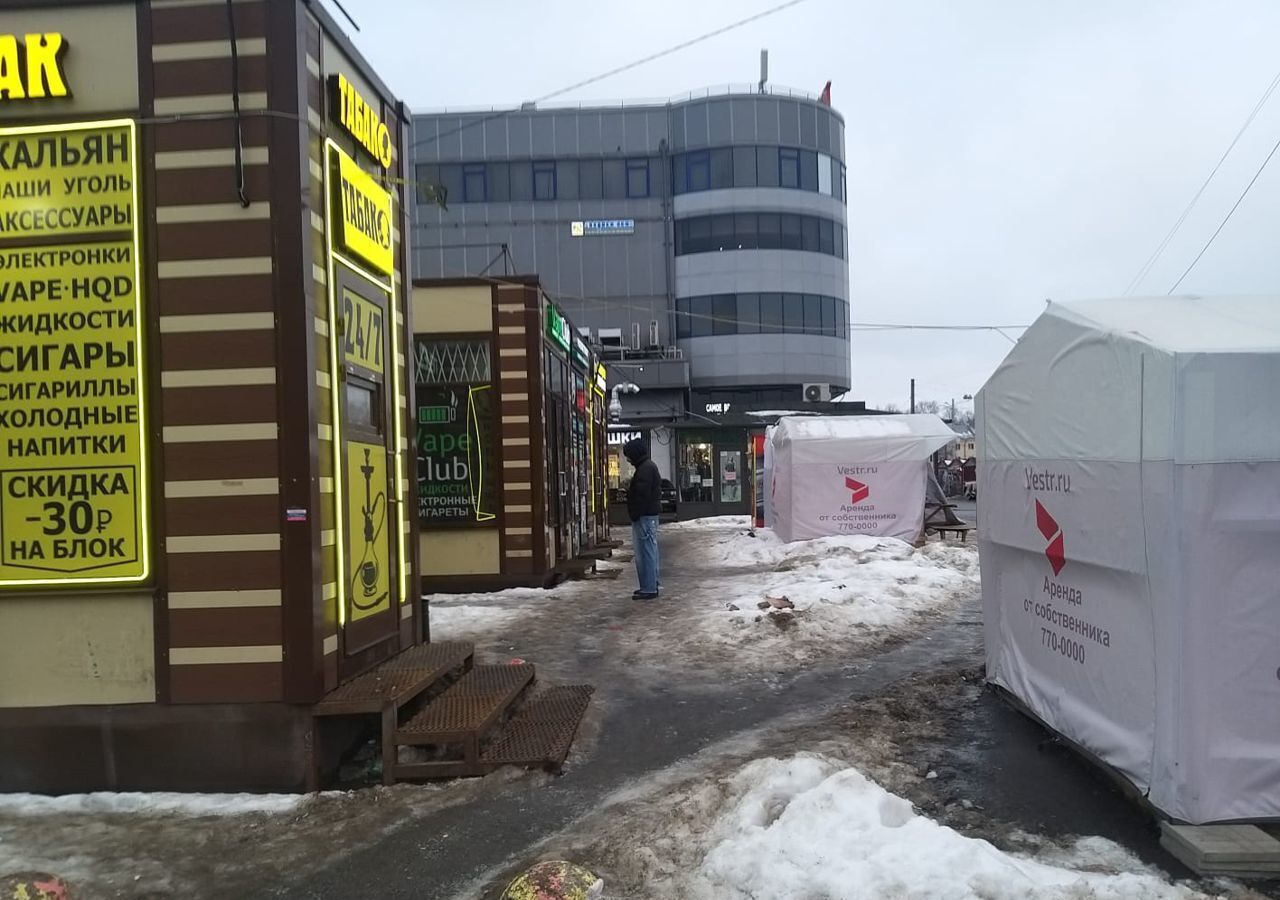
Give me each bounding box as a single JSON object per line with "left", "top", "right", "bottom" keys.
{"left": 660, "top": 478, "right": 678, "bottom": 514}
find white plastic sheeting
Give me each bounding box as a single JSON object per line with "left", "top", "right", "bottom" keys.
{"left": 769, "top": 415, "right": 955, "bottom": 543}
{"left": 978, "top": 296, "right": 1280, "bottom": 824}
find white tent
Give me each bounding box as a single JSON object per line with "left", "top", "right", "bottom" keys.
{"left": 770, "top": 414, "right": 955, "bottom": 543}
{"left": 977, "top": 296, "right": 1280, "bottom": 824}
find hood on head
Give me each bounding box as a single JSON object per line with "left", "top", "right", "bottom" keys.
{"left": 623, "top": 438, "right": 648, "bottom": 465}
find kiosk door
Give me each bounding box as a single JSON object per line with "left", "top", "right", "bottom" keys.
{"left": 338, "top": 277, "right": 399, "bottom": 663}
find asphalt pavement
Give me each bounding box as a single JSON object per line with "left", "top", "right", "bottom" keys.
{"left": 268, "top": 520, "right": 1238, "bottom": 900}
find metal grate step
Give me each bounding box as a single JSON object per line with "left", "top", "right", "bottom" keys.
{"left": 480, "top": 685, "right": 594, "bottom": 772}
{"left": 395, "top": 663, "right": 535, "bottom": 746}
{"left": 314, "top": 641, "right": 474, "bottom": 716}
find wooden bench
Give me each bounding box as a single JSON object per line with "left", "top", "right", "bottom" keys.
{"left": 934, "top": 522, "right": 975, "bottom": 541}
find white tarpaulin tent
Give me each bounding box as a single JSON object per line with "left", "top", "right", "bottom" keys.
{"left": 770, "top": 414, "right": 955, "bottom": 543}
{"left": 978, "top": 296, "right": 1280, "bottom": 824}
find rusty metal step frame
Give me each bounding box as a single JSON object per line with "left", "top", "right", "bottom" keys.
{"left": 391, "top": 664, "right": 535, "bottom": 781}
{"left": 312, "top": 641, "right": 474, "bottom": 787}
{"left": 480, "top": 684, "right": 594, "bottom": 772}
{"left": 313, "top": 641, "right": 475, "bottom": 716}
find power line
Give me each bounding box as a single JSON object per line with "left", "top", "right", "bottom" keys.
{"left": 1168, "top": 128, "right": 1280, "bottom": 294}
{"left": 452, "top": 269, "right": 1028, "bottom": 337}
{"left": 1125, "top": 64, "right": 1280, "bottom": 295}
{"left": 411, "top": 0, "right": 808, "bottom": 151}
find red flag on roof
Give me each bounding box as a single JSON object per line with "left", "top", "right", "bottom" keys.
{"left": 819, "top": 81, "right": 832, "bottom": 105}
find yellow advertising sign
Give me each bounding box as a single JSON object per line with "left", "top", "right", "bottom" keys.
{"left": 346, "top": 441, "right": 391, "bottom": 621}
{"left": 0, "top": 129, "right": 133, "bottom": 237}
{"left": 333, "top": 73, "right": 392, "bottom": 168}
{"left": 0, "top": 33, "right": 70, "bottom": 102}
{"left": 334, "top": 148, "right": 393, "bottom": 276}
{"left": 0, "top": 120, "right": 147, "bottom": 588}
{"left": 342, "top": 288, "right": 385, "bottom": 374}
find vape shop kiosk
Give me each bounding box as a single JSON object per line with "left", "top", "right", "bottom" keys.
{"left": 413, "top": 277, "right": 610, "bottom": 593}
{"left": 0, "top": 1, "right": 420, "bottom": 792}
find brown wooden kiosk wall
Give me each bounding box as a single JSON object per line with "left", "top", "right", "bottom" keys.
{"left": 413, "top": 277, "right": 610, "bottom": 593}
{"left": 0, "top": 0, "right": 420, "bottom": 792}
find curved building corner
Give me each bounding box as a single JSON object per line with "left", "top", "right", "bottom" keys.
{"left": 412, "top": 85, "right": 856, "bottom": 520}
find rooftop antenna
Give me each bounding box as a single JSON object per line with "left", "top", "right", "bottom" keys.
{"left": 759, "top": 49, "right": 769, "bottom": 94}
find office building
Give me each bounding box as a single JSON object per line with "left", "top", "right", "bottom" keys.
{"left": 412, "top": 86, "right": 851, "bottom": 516}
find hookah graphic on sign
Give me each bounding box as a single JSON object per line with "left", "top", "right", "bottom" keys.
{"left": 347, "top": 442, "right": 390, "bottom": 618}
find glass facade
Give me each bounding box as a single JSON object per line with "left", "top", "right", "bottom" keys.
{"left": 672, "top": 145, "right": 845, "bottom": 201}
{"left": 675, "top": 212, "right": 846, "bottom": 259}
{"left": 675, "top": 293, "right": 847, "bottom": 339}
{"left": 416, "top": 145, "right": 848, "bottom": 204}
{"left": 418, "top": 156, "right": 662, "bottom": 204}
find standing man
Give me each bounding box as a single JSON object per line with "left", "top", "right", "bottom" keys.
{"left": 623, "top": 438, "right": 661, "bottom": 600}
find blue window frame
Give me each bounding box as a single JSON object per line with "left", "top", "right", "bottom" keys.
{"left": 626, "top": 158, "right": 650, "bottom": 198}
{"left": 462, "top": 163, "right": 487, "bottom": 203}
{"left": 532, "top": 160, "right": 556, "bottom": 200}
{"left": 779, "top": 147, "right": 801, "bottom": 189}
{"left": 685, "top": 150, "right": 710, "bottom": 192}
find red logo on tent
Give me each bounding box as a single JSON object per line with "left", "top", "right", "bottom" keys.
{"left": 845, "top": 477, "right": 869, "bottom": 504}
{"left": 1035, "top": 499, "right": 1066, "bottom": 576}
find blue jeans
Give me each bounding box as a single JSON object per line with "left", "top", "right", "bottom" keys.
{"left": 631, "top": 515, "right": 660, "bottom": 594}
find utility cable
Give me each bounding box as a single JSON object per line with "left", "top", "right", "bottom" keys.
{"left": 455, "top": 269, "right": 1028, "bottom": 337}
{"left": 1168, "top": 128, "right": 1280, "bottom": 294}
{"left": 225, "top": 0, "right": 250, "bottom": 208}
{"left": 411, "top": 0, "right": 809, "bottom": 151}
{"left": 1125, "top": 64, "right": 1280, "bottom": 295}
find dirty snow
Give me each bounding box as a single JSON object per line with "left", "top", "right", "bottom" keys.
{"left": 681, "top": 754, "right": 1205, "bottom": 900}
{"left": 425, "top": 569, "right": 611, "bottom": 641}
{"left": 427, "top": 518, "right": 979, "bottom": 677}
{"left": 0, "top": 774, "right": 527, "bottom": 899}
{"left": 661, "top": 515, "right": 754, "bottom": 531}
{"left": 0, "top": 791, "right": 308, "bottom": 817}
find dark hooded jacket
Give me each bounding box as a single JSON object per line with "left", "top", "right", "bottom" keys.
{"left": 623, "top": 438, "right": 662, "bottom": 522}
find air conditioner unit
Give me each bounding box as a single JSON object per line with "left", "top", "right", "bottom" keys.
{"left": 598, "top": 328, "right": 623, "bottom": 348}
{"left": 648, "top": 319, "right": 660, "bottom": 347}
{"left": 631, "top": 322, "right": 642, "bottom": 350}
{"left": 803, "top": 383, "right": 832, "bottom": 402}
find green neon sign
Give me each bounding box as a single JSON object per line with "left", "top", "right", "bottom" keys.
{"left": 416, "top": 386, "right": 496, "bottom": 527}
{"left": 546, "top": 303, "right": 571, "bottom": 352}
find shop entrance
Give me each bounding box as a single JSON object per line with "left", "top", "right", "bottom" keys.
{"left": 676, "top": 429, "right": 750, "bottom": 519}
{"left": 335, "top": 270, "right": 400, "bottom": 669}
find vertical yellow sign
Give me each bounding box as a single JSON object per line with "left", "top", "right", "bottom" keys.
{"left": 346, "top": 441, "right": 390, "bottom": 621}
{"left": 341, "top": 288, "right": 384, "bottom": 374}
{"left": 334, "top": 149, "right": 393, "bottom": 276}
{"left": 0, "top": 120, "right": 147, "bottom": 588}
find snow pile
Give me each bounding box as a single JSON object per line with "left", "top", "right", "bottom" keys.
{"left": 662, "top": 515, "right": 753, "bottom": 532}
{"left": 427, "top": 588, "right": 543, "bottom": 636}
{"left": 707, "top": 527, "right": 979, "bottom": 644}
{"left": 0, "top": 791, "right": 307, "bottom": 817}
{"left": 684, "top": 754, "right": 1205, "bottom": 900}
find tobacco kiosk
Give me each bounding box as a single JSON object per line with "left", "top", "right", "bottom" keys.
{"left": 0, "top": 1, "right": 420, "bottom": 791}
{"left": 414, "top": 276, "right": 611, "bottom": 592}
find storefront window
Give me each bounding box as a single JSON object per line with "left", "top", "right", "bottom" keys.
{"left": 679, "top": 439, "right": 715, "bottom": 503}
{"left": 607, "top": 431, "right": 643, "bottom": 494}
{"left": 414, "top": 338, "right": 497, "bottom": 528}
{"left": 719, "top": 450, "right": 743, "bottom": 503}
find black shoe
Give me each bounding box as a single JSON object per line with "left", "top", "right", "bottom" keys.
{"left": 632, "top": 590, "right": 659, "bottom": 601}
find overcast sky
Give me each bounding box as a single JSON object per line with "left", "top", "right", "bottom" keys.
{"left": 336, "top": 0, "right": 1280, "bottom": 412}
